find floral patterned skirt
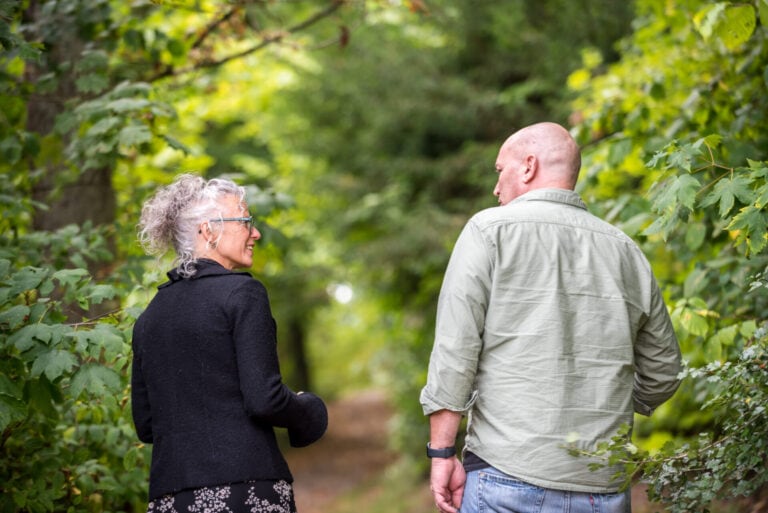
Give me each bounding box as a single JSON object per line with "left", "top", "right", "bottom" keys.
{"left": 147, "top": 479, "right": 297, "bottom": 513}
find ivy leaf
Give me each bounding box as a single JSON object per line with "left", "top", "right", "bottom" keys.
{"left": 30, "top": 349, "right": 78, "bottom": 381}
{"left": 69, "top": 364, "right": 122, "bottom": 399}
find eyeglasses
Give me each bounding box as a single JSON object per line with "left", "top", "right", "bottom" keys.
{"left": 208, "top": 216, "right": 254, "bottom": 231}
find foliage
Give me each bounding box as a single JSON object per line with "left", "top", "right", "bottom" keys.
{"left": 567, "top": 0, "right": 768, "bottom": 508}
{"left": 0, "top": 0, "right": 380, "bottom": 511}
{"left": 0, "top": 191, "right": 150, "bottom": 511}
{"left": 568, "top": 333, "right": 767, "bottom": 513}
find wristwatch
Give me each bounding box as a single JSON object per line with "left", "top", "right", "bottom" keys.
{"left": 426, "top": 442, "right": 456, "bottom": 458}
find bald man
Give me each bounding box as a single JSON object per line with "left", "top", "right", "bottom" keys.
{"left": 420, "top": 122, "right": 681, "bottom": 513}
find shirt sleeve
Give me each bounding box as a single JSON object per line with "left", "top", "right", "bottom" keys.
{"left": 228, "top": 279, "right": 327, "bottom": 445}
{"left": 420, "top": 219, "right": 492, "bottom": 415}
{"left": 633, "top": 276, "right": 682, "bottom": 416}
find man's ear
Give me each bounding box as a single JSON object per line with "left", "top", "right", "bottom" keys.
{"left": 522, "top": 155, "right": 538, "bottom": 183}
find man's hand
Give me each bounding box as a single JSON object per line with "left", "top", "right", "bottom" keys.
{"left": 430, "top": 456, "right": 466, "bottom": 513}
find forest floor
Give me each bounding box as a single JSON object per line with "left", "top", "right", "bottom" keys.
{"left": 284, "top": 389, "right": 432, "bottom": 513}
{"left": 283, "top": 390, "right": 759, "bottom": 513}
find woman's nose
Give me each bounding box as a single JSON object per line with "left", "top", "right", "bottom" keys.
{"left": 251, "top": 227, "right": 261, "bottom": 240}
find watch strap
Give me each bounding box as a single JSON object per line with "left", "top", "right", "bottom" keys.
{"left": 426, "top": 442, "right": 457, "bottom": 458}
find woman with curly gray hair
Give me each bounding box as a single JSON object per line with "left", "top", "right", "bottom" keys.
{"left": 132, "top": 174, "right": 327, "bottom": 513}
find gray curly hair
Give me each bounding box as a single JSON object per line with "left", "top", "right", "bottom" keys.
{"left": 138, "top": 174, "right": 246, "bottom": 277}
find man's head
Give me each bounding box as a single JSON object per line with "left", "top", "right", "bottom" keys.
{"left": 493, "top": 122, "right": 581, "bottom": 205}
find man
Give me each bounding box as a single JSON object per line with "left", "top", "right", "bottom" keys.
{"left": 420, "top": 122, "right": 682, "bottom": 513}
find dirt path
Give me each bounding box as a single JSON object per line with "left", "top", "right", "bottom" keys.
{"left": 284, "top": 390, "right": 406, "bottom": 513}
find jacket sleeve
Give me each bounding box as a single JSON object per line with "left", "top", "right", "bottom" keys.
{"left": 130, "top": 320, "right": 153, "bottom": 443}
{"left": 229, "top": 279, "right": 328, "bottom": 446}
{"left": 633, "top": 276, "right": 682, "bottom": 416}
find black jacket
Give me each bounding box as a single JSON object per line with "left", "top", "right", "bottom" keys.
{"left": 131, "top": 259, "right": 327, "bottom": 500}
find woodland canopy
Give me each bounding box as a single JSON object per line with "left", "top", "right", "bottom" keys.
{"left": 1, "top": 1, "right": 766, "bottom": 512}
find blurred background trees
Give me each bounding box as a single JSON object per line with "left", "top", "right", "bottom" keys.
{"left": 1, "top": 0, "right": 765, "bottom": 511}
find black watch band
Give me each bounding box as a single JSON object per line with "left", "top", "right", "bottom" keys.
{"left": 426, "top": 442, "right": 456, "bottom": 458}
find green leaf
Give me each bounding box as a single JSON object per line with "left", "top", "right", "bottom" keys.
{"left": 8, "top": 323, "right": 68, "bottom": 351}
{"left": 667, "top": 144, "right": 701, "bottom": 173}
{"left": 69, "top": 364, "right": 121, "bottom": 399}
{"left": 695, "top": 2, "right": 721, "bottom": 39}
{"left": 0, "top": 304, "right": 30, "bottom": 329}
{"left": 700, "top": 175, "right": 755, "bottom": 218}
{"left": 685, "top": 223, "right": 707, "bottom": 251}
{"left": 85, "top": 116, "right": 122, "bottom": 137}
{"left": 709, "top": 324, "right": 739, "bottom": 347}
{"left": 30, "top": 349, "right": 78, "bottom": 380}
{"left": 70, "top": 324, "right": 125, "bottom": 359}
{"left": 0, "top": 374, "right": 22, "bottom": 400}
{"left": 161, "top": 134, "right": 191, "bottom": 154}
{"left": 52, "top": 268, "right": 90, "bottom": 289}
{"left": 75, "top": 73, "right": 109, "bottom": 94}
{"left": 727, "top": 205, "right": 768, "bottom": 255}
{"left": 653, "top": 174, "right": 700, "bottom": 216}
{"left": 10, "top": 267, "right": 47, "bottom": 295}
{"left": 716, "top": 4, "right": 757, "bottom": 51}
{"left": 89, "top": 284, "right": 117, "bottom": 304}
{"left": 759, "top": 0, "right": 768, "bottom": 28}
{"left": 106, "top": 98, "right": 150, "bottom": 113}
{"left": 0, "top": 393, "right": 27, "bottom": 432}
{"left": 118, "top": 124, "right": 153, "bottom": 146}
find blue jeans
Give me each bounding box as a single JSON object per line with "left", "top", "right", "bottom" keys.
{"left": 460, "top": 466, "right": 631, "bottom": 513}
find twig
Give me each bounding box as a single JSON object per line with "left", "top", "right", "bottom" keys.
{"left": 149, "top": 0, "right": 347, "bottom": 82}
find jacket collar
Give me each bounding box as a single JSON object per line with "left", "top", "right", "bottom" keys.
{"left": 160, "top": 259, "right": 251, "bottom": 288}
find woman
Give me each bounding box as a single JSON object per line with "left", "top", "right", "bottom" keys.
{"left": 131, "top": 174, "right": 327, "bottom": 512}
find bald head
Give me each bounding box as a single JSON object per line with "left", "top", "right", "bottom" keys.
{"left": 493, "top": 122, "right": 582, "bottom": 204}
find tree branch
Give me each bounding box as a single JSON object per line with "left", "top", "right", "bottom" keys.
{"left": 191, "top": 4, "right": 242, "bottom": 50}
{"left": 149, "top": 0, "right": 346, "bottom": 83}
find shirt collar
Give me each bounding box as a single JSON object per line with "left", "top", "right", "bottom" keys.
{"left": 510, "top": 188, "right": 587, "bottom": 210}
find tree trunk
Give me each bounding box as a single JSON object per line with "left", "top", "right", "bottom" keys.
{"left": 24, "top": 1, "right": 116, "bottom": 235}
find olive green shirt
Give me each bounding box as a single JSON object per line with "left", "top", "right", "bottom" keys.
{"left": 420, "top": 188, "right": 681, "bottom": 493}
